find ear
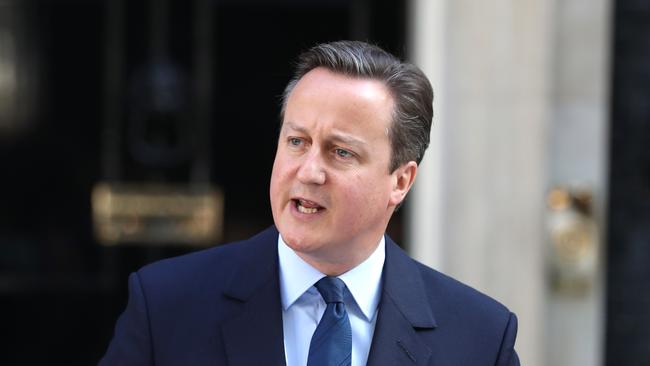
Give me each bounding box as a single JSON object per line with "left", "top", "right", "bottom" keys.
{"left": 389, "top": 161, "right": 418, "bottom": 207}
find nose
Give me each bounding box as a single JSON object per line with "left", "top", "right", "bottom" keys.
{"left": 296, "top": 150, "right": 326, "bottom": 185}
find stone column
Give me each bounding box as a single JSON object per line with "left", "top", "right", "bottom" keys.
{"left": 545, "top": 0, "right": 610, "bottom": 364}
{"left": 407, "top": 0, "right": 610, "bottom": 365}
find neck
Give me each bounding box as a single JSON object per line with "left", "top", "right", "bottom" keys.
{"left": 293, "top": 241, "right": 381, "bottom": 276}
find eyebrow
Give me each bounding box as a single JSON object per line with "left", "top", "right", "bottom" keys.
{"left": 330, "top": 132, "right": 366, "bottom": 148}
{"left": 282, "top": 121, "right": 308, "bottom": 136}
{"left": 283, "top": 121, "right": 368, "bottom": 149}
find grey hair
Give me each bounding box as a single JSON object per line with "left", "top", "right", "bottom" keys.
{"left": 280, "top": 40, "right": 433, "bottom": 172}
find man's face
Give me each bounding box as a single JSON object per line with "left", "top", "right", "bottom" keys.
{"left": 270, "top": 67, "right": 415, "bottom": 271}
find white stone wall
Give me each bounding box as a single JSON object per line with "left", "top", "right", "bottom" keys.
{"left": 407, "top": 0, "right": 610, "bottom": 365}
{"left": 545, "top": 0, "right": 610, "bottom": 364}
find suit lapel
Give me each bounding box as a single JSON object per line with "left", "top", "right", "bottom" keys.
{"left": 221, "top": 227, "right": 286, "bottom": 366}
{"left": 367, "top": 237, "right": 437, "bottom": 366}
{"left": 217, "top": 229, "right": 438, "bottom": 365}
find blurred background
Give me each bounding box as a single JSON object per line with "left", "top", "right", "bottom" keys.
{"left": 0, "top": 0, "right": 647, "bottom": 364}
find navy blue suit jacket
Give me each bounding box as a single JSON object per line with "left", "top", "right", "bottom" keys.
{"left": 100, "top": 226, "right": 519, "bottom": 365}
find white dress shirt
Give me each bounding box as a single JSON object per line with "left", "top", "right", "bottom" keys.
{"left": 278, "top": 235, "right": 385, "bottom": 366}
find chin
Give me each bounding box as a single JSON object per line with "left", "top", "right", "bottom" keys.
{"left": 280, "top": 229, "right": 317, "bottom": 253}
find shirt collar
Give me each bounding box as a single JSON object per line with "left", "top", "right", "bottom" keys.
{"left": 277, "top": 234, "right": 385, "bottom": 322}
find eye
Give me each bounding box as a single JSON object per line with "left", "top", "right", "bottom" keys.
{"left": 334, "top": 148, "right": 353, "bottom": 159}
{"left": 288, "top": 137, "right": 303, "bottom": 146}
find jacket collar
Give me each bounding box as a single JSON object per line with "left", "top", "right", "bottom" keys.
{"left": 219, "top": 227, "right": 438, "bottom": 366}
{"left": 367, "top": 235, "right": 437, "bottom": 365}
{"left": 221, "top": 226, "right": 287, "bottom": 366}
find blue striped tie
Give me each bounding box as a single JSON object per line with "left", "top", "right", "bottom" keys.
{"left": 307, "top": 277, "right": 352, "bottom": 366}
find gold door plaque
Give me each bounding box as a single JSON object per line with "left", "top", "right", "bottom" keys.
{"left": 92, "top": 182, "right": 223, "bottom": 246}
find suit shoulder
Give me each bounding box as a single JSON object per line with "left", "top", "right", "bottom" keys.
{"left": 410, "top": 259, "right": 520, "bottom": 364}
{"left": 413, "top": 259, "right": 513, "bottom": 323}
{"left": 136, "top": 226, "right": 277, "bottom": 290}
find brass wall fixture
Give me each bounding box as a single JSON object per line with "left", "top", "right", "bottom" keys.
{"left": 92, "top": 182, "right": 223, "bottom": 246}
{"left": 546, "top": 186, "right": 599, "bottom": 295}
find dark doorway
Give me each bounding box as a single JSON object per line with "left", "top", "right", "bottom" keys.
{"left": 0, "top": 0, "right": 407, "bottom": 364}
{"left": 606, "top": 0, "right": 650, "bottom": 364}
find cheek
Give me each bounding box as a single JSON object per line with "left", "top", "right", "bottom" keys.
{"left": 270, "top": 155, "right": 301, "bottom": 199}
{"left": 339, "top": 172, "right": 391, "bottom": 211}
{"left": 270, "top": 157, "right": 288, "bottom": 200}
{"left": 271, "top": 153, "right": 291, "bottom": 182}
{"left": 338, "top": 178, "right": 375, "bottom": 214}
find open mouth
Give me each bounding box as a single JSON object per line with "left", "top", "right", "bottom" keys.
{"left": 293, "top": 198, "right": 324, "bottom": 214}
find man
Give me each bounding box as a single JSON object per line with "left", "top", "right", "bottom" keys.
{"left": 101, "top": 40, "right": 520, "bottom": 365}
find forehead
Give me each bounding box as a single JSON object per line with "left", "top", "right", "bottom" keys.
{"left": 290, "top": 68, "right": 391, "bottom": 105}
{"left": 283, "top": 68, "right": 394, "bottom": 132}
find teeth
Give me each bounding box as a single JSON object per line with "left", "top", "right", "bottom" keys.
{"left": 297, "top": 204, "right": 318, "bottom": 214}
{"left": 296, "top": 200, "right": 321, "bottom": 214}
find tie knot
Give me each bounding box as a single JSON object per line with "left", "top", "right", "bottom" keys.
{"left": 314, "top": 277, "right": 346, "bottom": 303}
